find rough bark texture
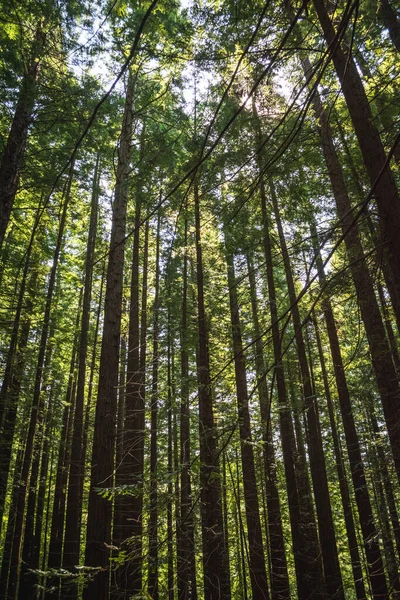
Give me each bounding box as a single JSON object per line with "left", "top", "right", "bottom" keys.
{"left": 83, "top": 73, "right": 134, "bottom": 600}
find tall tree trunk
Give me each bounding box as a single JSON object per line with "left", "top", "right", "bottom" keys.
{"left": 312, "top": 310, "right": 367, "bottom": 599}
{"left": 225, "top": 248, "right": 269, "bottom": 600}
{"left": 0, "top": 249, "right": 38, "bottom": 529}
{"left": 378, "top": 0, "right": 400, "bottom": 51}
{"left": 44, "top": 312, "right": 80, "bottom": 600}
{"left": 271, "top": 182, "right": 344, "bottom": 600}
{"left": 302, "top": 48, "right": 400, "bottom": 483}
{"left": 63, "top": 156, "right": 100, "bottom": 596}
{"left": 167, "top": 319, "right": 175, "bottom": 600}
{"left": 247, "top": 255, "right": 290, "bottom": 600}
{"left": 6, "top": 164, "right": 74, "bottom": 600}
{"left": 312, "top": 0, "right": 400, "bottom": 328}
{"left": 194, "top": 175, "right": 231, "bottom": 600}
{"left": 0, "top": 23, "right": 46, "bottom": 248}
{"left": 148, "top": 213, "right": 161, "bottom": 600}
{"left": 258, "top": 173, "right": 322, "bottom": 600}
{"left": 178, "top": 211, "right": 197, "bottom": 600}
{"left": 0, "top": 446, "right": 25, "bottom": 597}
{"left": 310, "top": 219, "right": 390, "bottom": 597}
{"left": 83, "top": 72, "right": 134, "bottom": 600}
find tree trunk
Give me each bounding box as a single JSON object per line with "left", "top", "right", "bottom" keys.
{"left": 194, "top": 175, "right": 231, "bottom": 600}
{"left": 0, "top": 252, "right": 38, "bottom": 529}
{"left": 310, "top": 219, "right": 390, "bottom": 597}
{"left": 312, "top": 0, "right": 400, "bottom": 331}
{"left": 302, "top": 47, "right": 400, "bottom": 484}
{"left": 271, "top": 182, "right": 344, "bottom": 600}
{"left": 178, "top": 211, "right": 198, "bottom": 600}
{"left": 225, "top": 248, "right": 269, "bottom": 600}
{"left": 312, "top": 309, "right": 367, "bottom": 599}
{"left": 6, "top": 163, "right": 74, "bottom": 600}
{"left": 148, "top": 213, "right": 161, "bottom": 600}
{"left": 378, "top": 0, "right": 400, "bottom": 52}
{"left": 258, "top": 172, "right": 321, "bottom": 600}
{"left": 0, "top": 24, "right": 46, "bottom": 248}
{"left": 247, "top": 255, "right": 290, "bottom": 600}
{"left": 63, "top": 155, "right": 100, "bottom": 596}
{"left": 83, "top": 72, "right": 134, "bottom": 600}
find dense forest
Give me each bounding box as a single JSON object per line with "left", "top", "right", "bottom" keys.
{"left": 0, "top": 0, "right": 399, "bottom": 598}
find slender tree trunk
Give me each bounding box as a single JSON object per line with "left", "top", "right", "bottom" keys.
{"left": 0, "top": 23, "right": 46, "bottom": 248}
{"left": 194, "top": 175, "right": 231, "bottom": 600}
{"left": 44, "top": 314, "right": 80, "bottom": 599}
{"left": 225, "top": 248, "right": 269, "bottom": 600}
{"left": 247, "top": 255, "right": 290, "bottom": 600}
{"left": 310, "top": 219, "right": 390, "bottom": 597}
{"left": 167, "top": 321, "right": 175, "bottom": 600}
{"left": 378, "top": 0, "right": 400, "bottom": 51}
{"left": 312, "top": 310, "right": 367, "bottom": 599}
{"left": 6, "top": 164, "right": 74, "bottom": 600}
{"left": 148, "top": 213, "right": 161, "bottom": 600}
{"left": 83, "top": 72, "right": 134, "bottom": 600}
{"left": 0, "top": 200, "right": 41, "bottom": 433}
{"left": 178, "top": 211, "right": 197, "bottom": 600}
{"left": 302, "top": 48, "right": 400, "bottom": 484}
{"left": 312, "top": 0, "right": 400, "bottom": 325}
{"left": 369, "top": 408, "right": 400, "bottom": 560}
{"left": 271, "top": 183, "right": 344, "bottom": 599}
{"left": 257, "top": 172, "right": 321, "bottom": 600}
{"left": 0, "top": 254, "right": 38, "bottom": 529}
{"left": 0, "top": 447, "right": 25, "bottom": 597}
{"left": 63, "top": 156, "right": 100, "bottom": 596}
{"left": 32, "top": 383, "right": 55, "bottom": 596}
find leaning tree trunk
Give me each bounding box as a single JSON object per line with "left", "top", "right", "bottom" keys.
{"left": 302, "top": 48, "right": 400, "bottom": 485}
{"left": 378, "top": 0, "right": 400, "bottom": 52}
{"left": 0, "top": 23, "right": 46, "bottom": 248}
{"left": 0, "top": 231, "right": 39, "bottom": 529}
{"left": 312, "top": 0, "right": 400, "bottom": 331}
{"left": 312, "top": 309, "right": 367, "bottom": 600}
{"left": 310, "top": 218, "right": 390, "bottom": 598}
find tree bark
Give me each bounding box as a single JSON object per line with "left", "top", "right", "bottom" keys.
{"left": 6, "top": 163, "right": 74, "bottom": 600}
{"left": 83, "top": 72, "right": 134, "bottom": 599}
{"left": 312, "top": 0, "right": 400, "bottom": 330}
{"left": 194, "top": 175, "right": 231, "bottom": 600}
{"left": 225, "top": 248, "right": 270, "bottom": 600}
{"left": 247, "top": 255, "right": 290, "bottom": 600}
{"left": 178, "top": 210, "right": 198, "bottom": 600}
{"left": 148, "top": 213, "right": 161, "bottom": 600}
{"left": 63, "top": 155, "right": 100, "bottom": 596}
{"left": 378, "top": 0, "right": 400, "bottom": 52}
{"left": 0, "top": 24, "right": 46, "bottom": 248}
